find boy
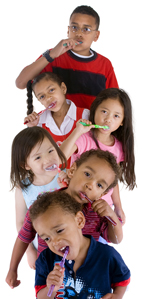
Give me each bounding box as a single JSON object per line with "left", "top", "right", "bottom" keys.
{"left": 6, "top": 149, "right": 123, "bottom": 289}
{"left": 30, "top": 191, "right": 130, "bottom": 299}
{"left": 16, "top": 5, "right": 118, "bottom": 109}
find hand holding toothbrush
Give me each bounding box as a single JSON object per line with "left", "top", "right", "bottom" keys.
{"left": 24, "top": 111, "right": 40, "bottom": 126}
{"left": 46, "top": 264, "right": 65, "bottom": 298}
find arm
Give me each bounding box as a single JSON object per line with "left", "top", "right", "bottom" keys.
{"left": 101, "top": 286, "right": 127, "bottom": 299}
{"left": 16, "top": 39, "right": 81, "bottom": 89}
{"left": 15, "top": 187, "right": 37, "bottom": 269}
{"left": 60, "top": 119, "right": 94, "bottom": 160}
{"left": 92, "top": 199, "right": 123, "bottom": 244}
{"left": 5, "top": 237, "right": 29, "bottom": 288}
{"left": 111, "top": 184, "right": 126, "bottom": 224}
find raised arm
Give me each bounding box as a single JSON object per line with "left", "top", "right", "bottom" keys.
{"left": 60, "top": 119, "right": 94, "bottom": 160}
{"left": 16, "top": 39, "right": 81, "bottom": 89}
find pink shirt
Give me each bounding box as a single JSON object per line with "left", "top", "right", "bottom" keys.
{"left": 71, "top": 132, "right": 124, "bottom": 206}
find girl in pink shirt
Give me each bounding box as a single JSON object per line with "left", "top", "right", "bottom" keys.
{"left": 60, "top": 88, "right": 136, "bottom": 224}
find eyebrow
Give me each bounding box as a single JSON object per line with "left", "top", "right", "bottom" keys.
{"left": 36, "top": 85, "right": 54, "bottom": 97}
{"left": 85, "top": 166, "right": 108, "bottom": 187}
{"left": 39, "top": 224, "right": 63, "bottom": 238}
{"left": 71, "top": 21, "right": 93, "bottom": 28}
{"left": 31, "top": 146, "right": 53, "bottom": 158}
{"left": 101, "top": 106, "right": 123, "bottom": 115}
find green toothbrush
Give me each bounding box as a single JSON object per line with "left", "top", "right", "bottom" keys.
{"left": 79, "top": 121, "right": 109, "bottom": 130}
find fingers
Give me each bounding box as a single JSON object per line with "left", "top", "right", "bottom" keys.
{"left": 50, "top": 39, "right": 82, "bottom": 59}
{"left": 47, "top": 265, "right": 64, "bottom": 289}
{"left": 24, "top": 112, "right": 40, "bottom": 126}
{"left": 92, "top": 199, "right": 112, "bottom": 218}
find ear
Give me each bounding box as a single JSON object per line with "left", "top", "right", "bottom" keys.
{"left": 67, "top": 26, "right": 69, "bottom": 37}
{"left": 67, "top": 162, "right": 77, "bottom": 179}
{"left": 75, "top": 211, "right": 85, "bottom": 229}
{"left": 24, "top": 163, "right": 31, "bottom": 170}
{"left": 61, "top": 82, "right": 67, "bottom": 94}
{"left": 93, "top": 30, "right": 100, "bottom": 42}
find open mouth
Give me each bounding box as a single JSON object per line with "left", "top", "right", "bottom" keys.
{"left": 45, "top": 164, "right": 58, "bottom": 171}
{"left": 47, "top": 102, "right": 56, "bottom": 109}
{"left": 59, "top": 246, "right": 69, "bottom": 255}
{"left": 79, "top": 192, "right": 93, "bottom": 204}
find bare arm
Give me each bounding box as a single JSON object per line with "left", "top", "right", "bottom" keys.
{"left": 16, "top": 39, "right": 81, "bottom": 89}
{"left": 60, "top": 120, "right": 94, "bottom": 160}
{"left": 5, "top": 237, "right": 29, "bottom": 288}
{"left": 111, "top": 184, "right": 126, "bottom": 224}
{"left": 92, "top": 199, "right": 123, "bottom": 244}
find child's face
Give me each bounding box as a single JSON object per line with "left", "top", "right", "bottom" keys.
{"left": 94, "top": 98, "right": 124, "bottom": 135}
{"left": 25, "top": 137, "right": 60, "bottom": 183}
{"left": 33, "top": 79, "right": 67, "bottom": 112}
{"left": 33, "top": 206, "right": 85, "bottom": 261}
{"left": 68, "top": 13, "right": 100, "bottom": 56}
{"left": 67, "top": 156, "right": 115, "bottom": 204}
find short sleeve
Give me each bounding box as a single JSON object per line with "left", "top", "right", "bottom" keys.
{"left": 110, "top": 248, "right": 130, "bottom": 286}
{"left": 18, "top": 209, "right": 36, "bottom": 243}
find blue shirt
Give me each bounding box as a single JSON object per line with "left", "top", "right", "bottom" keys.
{"left": 35, "top": 236, "right": 130, "bottom": 298}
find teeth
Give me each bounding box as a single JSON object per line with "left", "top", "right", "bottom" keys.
{"left": 45, "top": 164, "right": 57, "bottom": 171}
{"left": 48, "top": 102, "right": 55, "bottom": 109}
{"left": 60, "top": 246, "right": 66, "bottom": 251}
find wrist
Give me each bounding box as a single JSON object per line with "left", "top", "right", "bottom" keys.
{"left": 42, "top": 50, "right": 54, "bottom": 63}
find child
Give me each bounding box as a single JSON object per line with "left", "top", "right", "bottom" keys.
{"left": 24, "top": 72, "right": 89, "bottom": 167}
{"left": 31, "top": 191, "right": 130, "bottom": 299}
{"left": 60, "top": 88, "right": 136, "bottom": 223}
{"left": 11, "top": 126, "right": 67, "bottom": 269}
{"left": 16, "top": 5, "right": 118, "bottom": 109}
{"left": 6, "top": 149, "right": 123, "bottom": 289}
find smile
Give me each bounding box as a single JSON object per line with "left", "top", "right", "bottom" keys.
{"left": 45, "top": 164, "right": 58, "bottom": 171}
{"left": 47, "top": 102, "right": 56, "bottom": 109}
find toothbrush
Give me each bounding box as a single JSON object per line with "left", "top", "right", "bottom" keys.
{"left": 47, "top": 246, "right": 69, "bottom": 297}
{"left": 24, "top": 107, "right": 48, "bottom": 125}
{"left": 63, "top": 41, "right": 82, "bottom": 46}
{"left": 83, "top": 194, "right": 117, "bottom": 226}
{"left": 57, "top": 166, "right": 68, "bottom": 187}
{"left": 79, "top": 121, "right": 109, "bottom": 130}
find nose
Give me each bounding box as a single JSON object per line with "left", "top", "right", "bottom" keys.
{"left": 104, "top": 114, "right": 112, "bottom": 124}
{"left": 85, "top": 180, "right": 94, "bottom": 191}
{"left": 52, "top": 236, "right": 61, "bottom": 247}
{"left": 75, "top": 27, "right": 83, "bottom": 36}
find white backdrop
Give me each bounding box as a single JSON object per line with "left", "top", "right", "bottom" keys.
{"left": 1, "top": 1, "right": 141, "bottom": 298}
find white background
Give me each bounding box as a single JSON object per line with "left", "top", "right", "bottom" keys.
{"left": 1, "top": 0, "right": 141, "bottom": 298}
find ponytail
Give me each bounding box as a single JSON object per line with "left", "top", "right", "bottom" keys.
{"left": 26, "top": 80, "right": 34, "bottom": 115}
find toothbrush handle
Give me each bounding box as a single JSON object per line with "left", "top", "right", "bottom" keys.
{"left": 47, "top": 284, "right": 55, "bottom": 297}
{"left": 105, "top": 216, "right": 117, "bottom": 226}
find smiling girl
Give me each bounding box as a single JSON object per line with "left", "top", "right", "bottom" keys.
{"left": 60, "top": 88, "right": 136, "bottom": 223}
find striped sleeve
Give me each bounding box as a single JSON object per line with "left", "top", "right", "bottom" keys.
{"left": 18, "top": 209, "right": 36, "bottom": 243}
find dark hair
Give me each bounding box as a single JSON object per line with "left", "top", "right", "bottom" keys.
{"left": 75, "top": 149, "right": 121, "bottom": 193}
{"left": 29, "top": 191, "right": 82, "bottom": 223}
{"left": 26, "top": 72, "right": 63, "bottom": 115}
{"left": 10, "top": 127, "right": 67, "bottom": 190}
{"left": 89, "top": 88, "right": 136, "bottom": 190}
{"left": 70, "top": 5, "right": 100, "bottom": 30}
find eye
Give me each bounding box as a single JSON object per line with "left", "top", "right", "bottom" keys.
{"left": 49, "top": 88, "right": 55, "bottom": 93}
{"left": 84, "top": 171, "right": 90, "bottom": 177}
{"left": 83, "top": 27, "right": 91, "bottom": 32}
{"left": 35, "top": 156, "right": 40, "bottom": 160}
{"left": 102, "top": 110, "right": 107, "bottom": 114}
{"left": 57, "top": 229, "right": 64, "bottom": 234}
{"left": 114, "top": 114, "right": 120, "bottom": 118}
{"left": 49, "top": 148, "right": 54, "bottom": 154}
{"left": 97, "top": 183, "right": 103, "bottom": 189}
{"left": 44, "top": 237, "right": 50, "bottom": 242}
{"left": 39, "top": 95, "right": 45, "bottom": 100}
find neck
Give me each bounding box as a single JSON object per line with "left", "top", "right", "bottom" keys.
{"left": 33, "top": 174, "right": 56, "bottom": 186}
{"left": 93, "top": 130, "right": 114, "bottom": 146}
{"left": 73, "top": 235, "right": 90, "bottom": 273}
{"left": 52, "top": 100, "right": 70, "bottom": 129}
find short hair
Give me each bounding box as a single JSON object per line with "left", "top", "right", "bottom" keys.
{"left": 29, "top": 191, "right": 82, "bottom": 223}
{"left": 75, "top": 149, "right": 121, "bottom": 193}
{"left": 70, "top": 5, "right": 100, "bottom": 30}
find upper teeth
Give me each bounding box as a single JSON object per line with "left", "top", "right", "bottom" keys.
{"left": 60, "top": 246, "right": 66, "bottom": 251}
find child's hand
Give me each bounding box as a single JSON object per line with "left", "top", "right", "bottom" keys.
{"left": 5, "top": 269, "right": 21, "bottom": 289}
{"left": 114, "top": 206, "right": 126, "bottom": 225}
{"left": 57, "top": 170, "right": 69, "bottom": 188}
{"left": 92, "top": 199, "right": 115, "bottom": 219}
{"left": 47, "top": 264, "right": 65, "bottom": 295}
{"left": 75, "top": 119, "right": 94, "bottom": 134}
{"left": 24, "top": 111, "right": 40, "bottom": 127}
{"left": 50, "top": 39, "right": 82, "bottom": 59}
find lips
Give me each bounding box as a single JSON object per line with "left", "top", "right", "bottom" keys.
{"left": 47, "top": 102, "right": 56, "bottom": 109}
{"left": 45, "top": 164, "right": 58, "bottom": 171}
{"left": 79, "top": 192, "right": 93, "bottom": 204}
{"left": 59, "top": 245, "right": 69, "bottom": 255}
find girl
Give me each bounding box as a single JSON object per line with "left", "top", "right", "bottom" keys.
{"left": 60, "top": 88, "right": 136, "bottom": 223}
{"left": 11, "top": 126, "right": 67, "bottom": 269}
{"left": 24, "top": 72, "right": 89, "bottom": 167}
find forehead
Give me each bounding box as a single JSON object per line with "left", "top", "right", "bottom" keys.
{"left": 33, "top": 206, "right": 74, "bottom": 234}
{"left": 70, "top": 13, "right": 96, "bottom": 26}
{"left": 98, "top": 98, "right": 124, "bottom": 112}
{"left": 77, "top": 155, "right": 115, "bottom": 180}
{"left": 28, "top": 137, "right": 52, "bottom": 157}
{"left": 33, "top": 79, "right": 57, "bottom": 94}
